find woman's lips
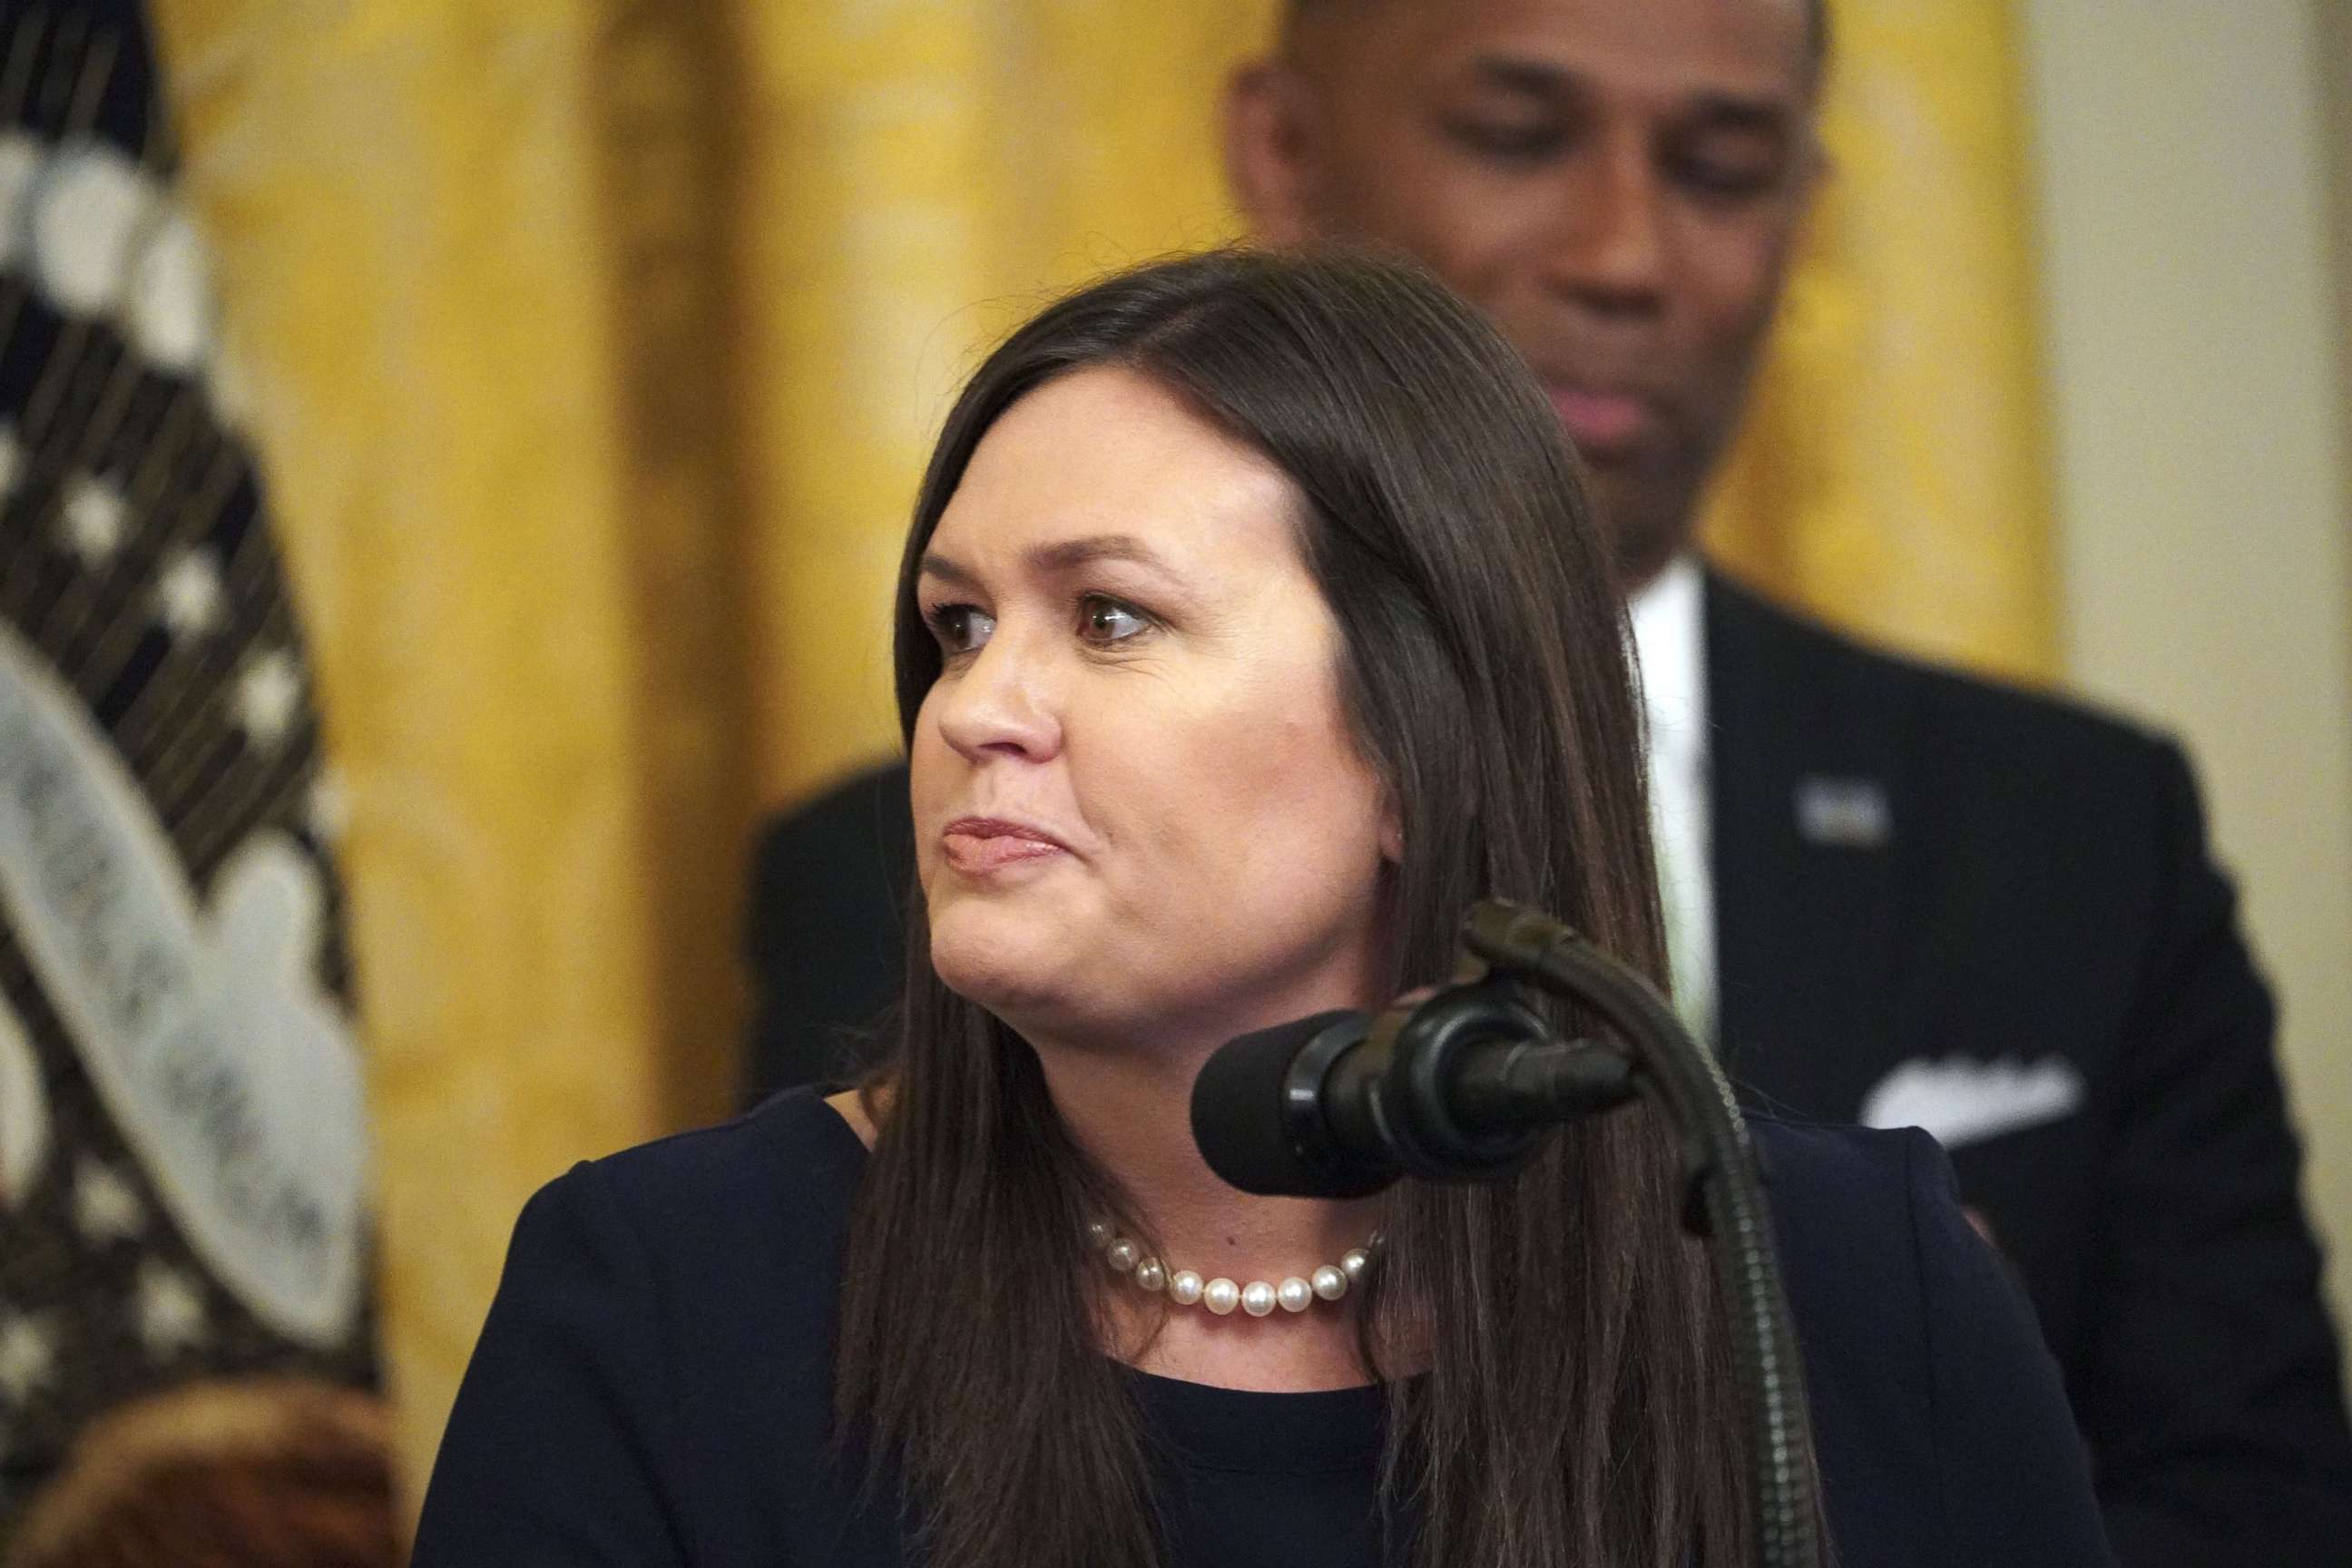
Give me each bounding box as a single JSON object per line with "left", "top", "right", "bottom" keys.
{"left": 940, "top": 818, "right": 1070, "bottom": 875}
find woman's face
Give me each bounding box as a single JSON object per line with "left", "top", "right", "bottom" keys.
{"left": 910, "top": 367, "right": 1397, "bottom": 1055}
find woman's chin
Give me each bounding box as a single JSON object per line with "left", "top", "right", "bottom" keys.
{"left": 928, "top": 916, "right": 1076, "bottom": 1024}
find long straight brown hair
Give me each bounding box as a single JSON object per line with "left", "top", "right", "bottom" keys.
{"left": 836, "top": 249, "right": 1758, "bottom": 1567}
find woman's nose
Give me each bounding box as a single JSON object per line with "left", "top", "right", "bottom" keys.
{"left": 929, "top": 632, "right": 1064, "bottom": 765}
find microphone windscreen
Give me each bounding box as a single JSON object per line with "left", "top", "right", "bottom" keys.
{"left": 1190, "top": 1010, "right": 1368, "bottom": 1198}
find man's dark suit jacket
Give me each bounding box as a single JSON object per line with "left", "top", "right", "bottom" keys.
{"left": 742, "top": 569, "right": 2352, "bottom": 1564}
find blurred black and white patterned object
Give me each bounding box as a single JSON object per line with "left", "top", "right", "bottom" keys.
{"left": 0, "top": 0, "right": 377, "bottom": 1539}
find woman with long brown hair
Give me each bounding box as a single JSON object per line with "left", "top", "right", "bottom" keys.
{"left": 412, "top": 250, "right": 2110, "bottom": 1567}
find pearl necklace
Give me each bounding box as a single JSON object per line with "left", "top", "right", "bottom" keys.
{"left": 1085, "top": 1219, "right": 1384, "bottom": 1318}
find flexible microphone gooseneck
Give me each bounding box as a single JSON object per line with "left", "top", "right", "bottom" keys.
{"left": 1188, "top": 900, "right": 1822, "bottom": 1568}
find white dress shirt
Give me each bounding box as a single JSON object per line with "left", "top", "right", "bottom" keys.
{"left": 1629, "top": 555, "right": 1716, "bottom": 1040}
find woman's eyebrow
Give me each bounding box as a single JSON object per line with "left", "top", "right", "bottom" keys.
{"left": 1027, "top": 534, "right": 1176, "bottom": 577}
{"left": 916, "top": 551, "right": 981, "bottom": 589}
{"left": 919, "top": 534, "right": 1184, "bottom": 591}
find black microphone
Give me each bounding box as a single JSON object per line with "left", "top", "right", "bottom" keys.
{"left": 1194, "top": 903, "right": 1821, "bottom": 1568}
{"left": 1190, "top": 978, "right": 1638, "bottom": 1198}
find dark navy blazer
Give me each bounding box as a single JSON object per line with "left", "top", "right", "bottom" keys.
{"left": 412, "top": 1090, "right": 2113, "bottom": 1566}
{"left": 742, "top": 571, "right": 2352, "bottom": 1564}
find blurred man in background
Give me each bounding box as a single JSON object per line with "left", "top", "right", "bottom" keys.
{"left": 746, "top": 2, "right": 2352, "bottom": 1560}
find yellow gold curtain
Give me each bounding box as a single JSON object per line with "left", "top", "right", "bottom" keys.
{"left": 143, "top": 0, "right": 2055, "bottom": 1504}
{"left": 146, "top": 0, "right": 754, "bottom": 1499}
{"left": 1705, "top": 1, "right": 2058, "bottom": 682}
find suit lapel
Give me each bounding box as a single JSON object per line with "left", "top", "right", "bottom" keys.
{"left": 1704, "top": 571, "right": 1920, "bottom": 1121}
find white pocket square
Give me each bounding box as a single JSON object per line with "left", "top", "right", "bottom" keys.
{"left": 1859, "top": 1055, "right": 2086, "bottom": 1149}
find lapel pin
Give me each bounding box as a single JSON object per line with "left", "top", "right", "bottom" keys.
{"left": 1794, "top": 776, "right": 1891, "bottom": 848}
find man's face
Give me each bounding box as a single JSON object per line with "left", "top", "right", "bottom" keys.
{"left": 1229, "top": 0, "right": 1819, "bottom": 585}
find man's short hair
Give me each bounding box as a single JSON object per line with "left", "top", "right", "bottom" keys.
{"left": 1284, "top": 0, "right": 1835, "bottom": 88}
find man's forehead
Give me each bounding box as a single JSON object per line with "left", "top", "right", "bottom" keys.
{"left": 1294, "top": 0, "right": 1816, "bottom": 107}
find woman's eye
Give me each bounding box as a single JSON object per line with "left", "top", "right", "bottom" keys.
{"left": 926, "top": 603, "right": 995, "bottom": 655}
{"left": 1078, "top": 595, "right": 1152, "bottom": 645}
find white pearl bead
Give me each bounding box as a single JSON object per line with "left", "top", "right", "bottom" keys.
{"left": 1169, "top": 1269, "right": 1204, "bottom": 1306}
{"left": 1105, "top": 1239, "right": 1140, "bottom": 1273}
{"left": 1084, "top": 1220, "right": 1113, "bottom": 1250}
{"left": 1277, "top": 1276, "right": 1314, "bottom": 1313}
{"left": 1311, "top": 1265, "right": 1348, "bottom": 1301}
{"left": 1203, "top": 1277, "right": 1241, "bottom": 1315}
{"left": 1240, "top": 1280, "right": 1278, "bottom": 1317}
{"left": 1133, "top": 1257, "right": 1167, "bottom": 1292}
{"left": 1340, "top": 1247, "right": 1370, "bottom": 1282}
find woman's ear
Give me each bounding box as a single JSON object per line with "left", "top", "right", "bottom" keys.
{"left": 1379, "top": 797, "right": 1404, "bottom": 864}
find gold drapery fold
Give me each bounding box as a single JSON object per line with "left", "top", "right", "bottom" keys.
{"left": 145, "top": 0, "right": 2056, "bottom": 1501}
{"left": 1705, "top": 1, "right": 2058, "bottom": 682}
{"left": 148, "top": 0, "right": 750, "bottom": 1497}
